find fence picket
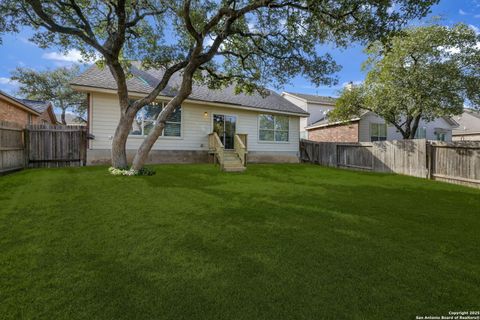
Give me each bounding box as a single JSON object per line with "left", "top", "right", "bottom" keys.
{"left": 300, "top": 139, "right": 480, "bottom": 188}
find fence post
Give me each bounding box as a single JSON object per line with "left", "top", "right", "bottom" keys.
{"left": 426, "top": 141, "right": 433, "bottom": 180}
{"left": 24, "top": 128, "right": 29, "bottom": 168}
{"left": 334, "top": 143, "right": 338, "bottom": 167}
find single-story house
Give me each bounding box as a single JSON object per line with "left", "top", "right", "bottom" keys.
{"left": 452, "top": 109, "right": 480, "bottom": 141}
{"left": 283, "top": 92, "right": 458, "bottom": 142}
{"left": 281, "top": 92, "right": 336, "bottom": 139}
{"left": 0, "top": 90, "right": 57, "bottom": 127}
{"left": 70, "top": 63, "right": 309, "bottom": 166}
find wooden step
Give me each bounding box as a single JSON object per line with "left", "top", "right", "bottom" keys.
{"left": 223, "top": 166, "right": 246, "bottom": 172}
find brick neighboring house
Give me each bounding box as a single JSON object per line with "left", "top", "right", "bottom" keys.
{"left": 283, "top": 92, "right": 458, "bottom": 143}
{"left": 307, "top": 118, "right": 361, "bottom": 142}
{"left": 306, "top": 111, "right": 458, "bottom": 142}
{"left": 0, "top": 90, "right": 57, "bottom": 127}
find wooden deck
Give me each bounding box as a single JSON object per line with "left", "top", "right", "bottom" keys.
{"left": 208, "top": 132, "right": 247, "bottom": 172}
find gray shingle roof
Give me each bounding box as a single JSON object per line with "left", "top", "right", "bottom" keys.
{"left": 18, "top": 99, "right": 51, "bottom": 113}
{"left": 284, "top": 92, "right": 336, "bottom": 105}
{"left": 453, "top": 109, "right": 480, "bottom": 134}
{"left": 306, "top": 114, "right": 362, "bottom": 130}
{"left": 0, "top": 90, "right": 41, "bottom": 114}
{"left": 71, "top": 64, "right": 309, "bottom": 116}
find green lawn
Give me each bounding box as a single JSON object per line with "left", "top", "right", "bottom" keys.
{"left": 0, "top": 164, "right": 479, "bottom": 319}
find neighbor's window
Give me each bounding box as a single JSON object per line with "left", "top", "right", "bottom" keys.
{"left": 435, "top": 129, "right": 447, "bottom": 141}
{"left": 415, "top": 127, "right": 427, "bottom": 139}
{"left": 259, "top": 114, "right": 289, "bottom": 142}
{"left": 130, "top": 101, "right": 181, "bottom": 137}
{"left": 370, "top": 123, "right": 387, "bottom": 141}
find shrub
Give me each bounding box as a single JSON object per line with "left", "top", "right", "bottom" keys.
{"left": 108, "top": 166, "right": 155, "bottom": 176}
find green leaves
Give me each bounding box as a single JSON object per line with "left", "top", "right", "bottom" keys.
{"left": 11, "top": 66, "right": 87, "bottom": 122}
{"left": 334, "top": 24, "right": 480, "bottom": 139}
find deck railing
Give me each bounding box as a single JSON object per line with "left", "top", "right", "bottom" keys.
{"left": 208, "top": 132, "right": 225, "bottom": 168}
{"left": 234, "top": 134, "right": 247, "bottom": 166}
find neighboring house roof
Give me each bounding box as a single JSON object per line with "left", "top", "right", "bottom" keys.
{"left": 19, "top": 99, "right": 57, "bottom": 124}
{"left": 305, "top": 111, "right": 367, "bottom": 130}
{"left": 282, "top": 92, "right": 336, "bottom": 105}
{"left": 19, "top": 99, "right": 52, "bottom": 113}
{"left": 56, "top": 113, "right": 87, "bottom": 125}
{"left": 0, "top": 90, "right": 41, "bottom": 115}
{"left": 453, "top": 109, "right": 480, "bottom": 135}
{"left": 71, "top": 63, "right": 309, "bottom": 116}
{"left": 306, "top": 111, "right": 457, "bottom": 131}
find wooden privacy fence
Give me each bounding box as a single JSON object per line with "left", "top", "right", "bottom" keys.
{"left": 0, "top": 121, "right": 25, "bottom": 174}
{"left": 300, "top": 139, "right": 480, "bottom": 188}
{"left": 428, "top": 141, "right": 480, "bottom": 187}
{"left": 0, "top": 121, "right": 87, "bottom": 174}
{"left": 26, "top": 124, "right": 87, "bottom": 168}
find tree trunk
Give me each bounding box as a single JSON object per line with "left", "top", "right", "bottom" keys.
{"left": 59, "top": 101, "right": 67, "bottom": 125}
{"left": 61, "top": 109, "right": 66, "bottom": 125}
{"left": 111, "top": 112, "right": 134, "bottom": 168}
{"left": 131, "top": 68, "right": 195, "bottom": 170}
{"left": 409, "top": 114, "right": 422, "bottom": 139}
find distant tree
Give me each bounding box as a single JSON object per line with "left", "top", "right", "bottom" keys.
{"left": 2, "top": 0, "right": 438, "bottom": 169}
{"left": 11, "top": 66, "right": 87, "bottom": 125}
{"left": 331, "top": 24, "right": 480, "bottom": 139}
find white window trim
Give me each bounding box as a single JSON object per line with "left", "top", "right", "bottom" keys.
{"left": 128, "top": 102, "right": 183, "bottom": 139}
{"left": 258, "top": 114, "right": 290, "bottom": 143}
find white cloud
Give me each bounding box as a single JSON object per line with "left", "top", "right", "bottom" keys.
{"left": 459, "top": 9, "right": 468, "bottom": 15}
{"left": 0, "top": 77, "right": 19, "bottom": 86}
{"left": 42, "top": 49, "right": 84, "bottom": 62}
{"left": 42, "top": 49, "right": 100, "bottom": 65}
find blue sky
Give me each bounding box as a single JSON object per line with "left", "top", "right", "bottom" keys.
{"left": 0, "top": 0, "right": 478, "bottom": 99}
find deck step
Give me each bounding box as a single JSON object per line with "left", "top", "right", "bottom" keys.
{"left": 214, "top": 151, "right": 246, "bottom": 172}
{"left": 223, "top": 166, "right": 246, "bottom": 172}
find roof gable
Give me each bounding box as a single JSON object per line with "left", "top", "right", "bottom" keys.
{"left": 0, "top": 90, "right": 41, "bottom": 115}
{"left": 282, "top": 92, "right": 336, "bottom": 105}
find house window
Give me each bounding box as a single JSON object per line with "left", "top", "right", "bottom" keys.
{"left": 259, "top": 114, "right": 289, "bottom": 142}
{"left": 130, "top": 102, "right": 181, "bottom": 137}
{"left": 370, "top": 123, "right": 387, "bottom": 141}
{"left": 435, "top": 129, "right": 447, "bottom": 141}
{"left": 415, "top": 127, "right": 427, "bottom": 139}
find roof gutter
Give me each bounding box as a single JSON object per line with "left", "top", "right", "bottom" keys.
{"left": 70, "top": 84, "right": 310, "bottom": 117}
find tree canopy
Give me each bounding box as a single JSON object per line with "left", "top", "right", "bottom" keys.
{"left": 1, "top": 0, "right": 439, "bottom": 169}
{"left": 11, "top": 66, "right": 87, "bottom": 124}
{"left": 331, "top": 24, "right": 480, "bottom": 139}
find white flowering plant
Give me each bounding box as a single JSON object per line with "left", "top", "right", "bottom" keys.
{"left": 108, "top": 167, "right": 155, "bottom": 176}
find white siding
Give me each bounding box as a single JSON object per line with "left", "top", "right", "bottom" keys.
{"left": 282, "top": 94, "right": 332, "bottom": 139}
{"left": 358, "top": 112, "right": 386, "bottom": 142}
{"left": 359, "top": 112, "right": 453, "bottom": 142}
{"left": 306, "top": 103, "right": 333, "bottom": 126}
{"left": 90, "top": 92, "right": 300, "bottom": 152}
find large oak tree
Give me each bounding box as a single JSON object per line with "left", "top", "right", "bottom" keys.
{"left": 331, "top": 24, "right": 480, "bottom": 139}
{"left": 2, "top": 0, "right": 437, "bottom": 169}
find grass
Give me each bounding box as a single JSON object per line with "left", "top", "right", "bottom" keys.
{"left": 0, "top": 164, "right": 479, "bottom": 319}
